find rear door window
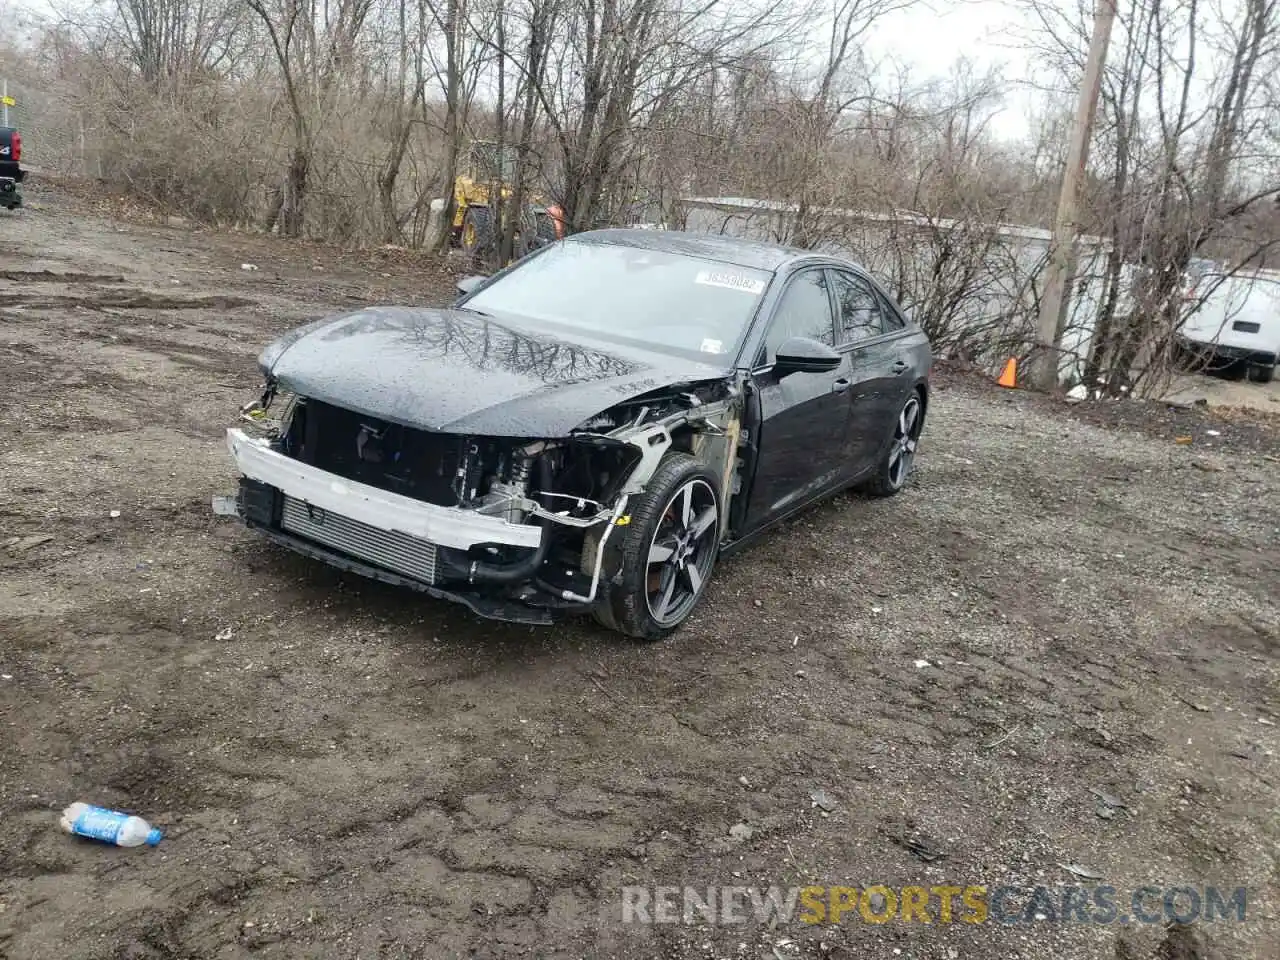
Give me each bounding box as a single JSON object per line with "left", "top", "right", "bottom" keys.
{"left": 875, "top": 288, "right": 907, "bottom": 331}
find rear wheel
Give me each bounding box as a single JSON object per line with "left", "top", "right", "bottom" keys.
{"left": 593, "top": 453, "right": 721, "bottom": 640}
{"left": 859, "top": 391, "right": 924, "bottom": 498}
{"left": 1247, "top": 362, "right": 1275, "bottom": 384}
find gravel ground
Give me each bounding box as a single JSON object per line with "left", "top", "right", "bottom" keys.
{"left": 1, "top": 183, "right": 1277, "bottom": 960}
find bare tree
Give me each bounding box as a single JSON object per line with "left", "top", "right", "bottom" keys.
{"left": 525, "top": 0, "right": 796, "bottom": 232}
{"left": 421, "top": 0, "right": 489, "bottom": 252}
{"left": 247, "top": 0, "right": 375, "bottom": 237}
{"left": 371, "top": 0, "right": 429, "bottom": 243}
{"left": 496, "top": 0, "right": 557, "bottom": 262}
{"left": 25, "top": 0, "right": 1275, "bottom": 337}
{"left": 117, "top": 0, "right": 247, "bottom": 82}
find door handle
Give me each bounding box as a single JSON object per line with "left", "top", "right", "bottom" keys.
{"left": 831, "top": 377, "right": 852, "bottom": 394}
{"left": 891, "top": 360, "right": 909, "bottom": 375}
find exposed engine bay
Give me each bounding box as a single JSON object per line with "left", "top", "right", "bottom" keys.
{"left": 220, "top": 375, "right": 748, "bottom": 622}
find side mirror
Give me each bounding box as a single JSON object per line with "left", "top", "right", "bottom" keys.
{"left": 773, "top": 336, "right": 842, "bottom": 376}
{"left": 455, "top": 274, "right": 486, "bottom": 297}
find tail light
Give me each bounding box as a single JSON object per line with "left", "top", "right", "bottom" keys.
{"left": 10, "top": 131, "right": 20, "bottom": 162}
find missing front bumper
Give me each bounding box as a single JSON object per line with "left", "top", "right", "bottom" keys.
{"left": 224, "top": 427, "right": 543, "bottom": 551}
{"left": 216, "top": 477, "right": 588, "bottom": 624}
{"left": 250, "top": 522, "right": 557, "bottom": 625}
{"left": 217, "top": 478, "right": 570, "bottom": 624}
{"left": 279, "top": 493, "right": 440, "bottom": 584}
{"left": 218, "top": 427, "right": 629, "bottom": 623}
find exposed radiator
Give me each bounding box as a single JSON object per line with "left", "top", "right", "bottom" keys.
{"left": 280, "top": 496, "right": 438, "bottom": 584}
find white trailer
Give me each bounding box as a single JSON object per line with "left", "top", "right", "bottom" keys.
{"left": 1177, "top": 265, "right": 1280, "bottom": 383}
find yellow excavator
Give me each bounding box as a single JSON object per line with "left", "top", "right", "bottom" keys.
{"left": 450, "top": 140, "right": 565, "bottom": 260}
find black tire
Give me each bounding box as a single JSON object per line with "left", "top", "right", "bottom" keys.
{"left": 592, "top": 452, "right": 721, "bottom": 640}
{"left": 512, "top": 207, "right": 540, "bottom": 259}
{"left": 461, "top": 206, "right": 494, "bottom": 255}
{"left": 1227, "top": 358, "right": 1250, "bottom": 380}
{"left": 1247, "top": 362, "right": 1275, "bottom": 384}
{"left": 1171, "top": 340, "right": 1198, "bottom": 371}
{"left": 859, "top": 389, "right": 925, "bottom": 498}
{"left": 533, "top": 209, "right": 558, "bottom": 243}
{"left": 1182, "top": 342, "right": 1214, "bottom": 372}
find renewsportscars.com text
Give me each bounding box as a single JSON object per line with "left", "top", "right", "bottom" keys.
{"left": 620, "top": 884, "right": 1248, "bottom": 926}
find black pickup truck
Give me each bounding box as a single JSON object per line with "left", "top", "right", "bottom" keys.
{"left": 0, "top": 127, "right": 25, "bottom": 210}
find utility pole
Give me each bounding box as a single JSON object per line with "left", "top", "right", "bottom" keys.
{"left": 1030, "top": 0, "right": 1118, "bottom": 391}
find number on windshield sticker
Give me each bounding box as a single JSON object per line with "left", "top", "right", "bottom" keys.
{"left": 695, "top": 270, "right": 766, "bottom": 295}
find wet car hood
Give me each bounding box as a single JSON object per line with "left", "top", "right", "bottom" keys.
{"left": 259, "top": 305, "right": 731, "bottom": 437}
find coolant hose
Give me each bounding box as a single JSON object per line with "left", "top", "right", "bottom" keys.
{"left": 442, "top": 454, "right": 555, "bottom": 584}
{"left": 462, "top": 518, "right": 553, "bottom": 583}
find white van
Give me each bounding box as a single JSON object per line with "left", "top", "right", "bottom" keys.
{"left": 1177, "top": 265, "right": 1280, "bottom": 383}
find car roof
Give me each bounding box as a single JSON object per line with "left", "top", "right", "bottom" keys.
{"left": 568, "top": 228, "right": 824, "bottom": 272}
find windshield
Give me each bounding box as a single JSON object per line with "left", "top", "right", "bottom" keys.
{"left": 461, "top": 239, "right": 772, "bottom": 361}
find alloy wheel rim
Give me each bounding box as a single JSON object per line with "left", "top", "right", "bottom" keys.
{"left": 887, "top": 397, "right": 921, "bottom": 489}
{"left": 644, "top": 478, "right": 718, "bottom": 626}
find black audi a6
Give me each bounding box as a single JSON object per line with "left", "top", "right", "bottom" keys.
{"left": 215, "top": 229, "right": 932, "bottom": 638}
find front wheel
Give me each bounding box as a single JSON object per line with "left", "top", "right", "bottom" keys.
{"left": 859, "top": 391, "right": 925, "bottom": 497}
{"left": 461, "top": 206, "right": 494, "bottom": 256}
{"left": 1247, "top": 362, "right": 1275, "bottom": 384}
{"left": 593, "top": 453, "right": 721, "bottom": 640}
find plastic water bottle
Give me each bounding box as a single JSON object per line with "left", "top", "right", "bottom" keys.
{"left": 60, "top": 802, "right": 163, "bottom": 847}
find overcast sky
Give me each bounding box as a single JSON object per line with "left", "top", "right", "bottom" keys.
{"left": 859, "top": 0, "right": 1048, "bottom": 141}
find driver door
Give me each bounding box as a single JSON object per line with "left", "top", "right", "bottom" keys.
{"left": 741, "top": 268, "right": 854, "bottom": 530}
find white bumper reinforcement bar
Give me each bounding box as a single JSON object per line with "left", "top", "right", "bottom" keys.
{"left": 225, "top": 428, "right": 543, "bottom": 551}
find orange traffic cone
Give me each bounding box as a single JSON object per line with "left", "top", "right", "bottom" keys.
{"left": 997, "top": 357, "right": 1017, "bottom": 388}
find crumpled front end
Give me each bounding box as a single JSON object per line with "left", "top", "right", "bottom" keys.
{"left": 214, "top": 377, "right": 743, "bottom": 624}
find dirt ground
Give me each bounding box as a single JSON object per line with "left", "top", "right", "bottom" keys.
{"left": 1, "top": 182, "right": 1277, "bottom": 960}
{"left": 1149, "top": 367, "right": 1280, "bottom": 416}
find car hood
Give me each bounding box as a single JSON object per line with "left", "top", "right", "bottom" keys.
{"left": 259, "top": 305, "right": 730, "bottom": 437}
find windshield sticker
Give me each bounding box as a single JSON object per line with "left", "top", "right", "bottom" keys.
{"left": 700, "top": 338, "right": 724, "bottom": 353}
{"left": 695, "top": 269, "right": 766, "bottom": 295}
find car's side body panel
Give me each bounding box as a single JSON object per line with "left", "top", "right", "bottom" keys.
{"left": 727, "top": 255, "right": 932, "bottom": 543}
{"left": 736, "top": 265, "right": 852, "bottom": 529}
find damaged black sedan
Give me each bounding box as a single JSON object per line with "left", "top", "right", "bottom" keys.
{"left": 214, "top": 229, "right": 932, "bottom": 638}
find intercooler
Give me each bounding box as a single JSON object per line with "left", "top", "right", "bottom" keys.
{"left": 279, "top": 496, "right": 438, "bottom": 584}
